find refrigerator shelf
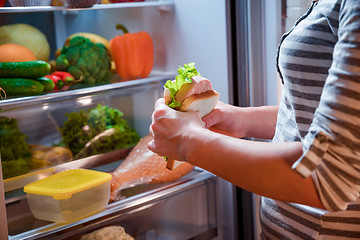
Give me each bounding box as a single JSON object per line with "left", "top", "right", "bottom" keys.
{"left": 3, "top": 147, "right": 133, "bottom": 194}
{"left": 7, "top": 168, "right": 217, "bottom": 240}
{"left": 0, "top": 72, "right": 174, "bottom": 110}
{"left": 0, "top": 0, "right": 174, "bottom": 13}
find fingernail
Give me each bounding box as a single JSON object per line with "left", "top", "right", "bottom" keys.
{"left": 202, "top": 120, "right": 206, "bottom": 128}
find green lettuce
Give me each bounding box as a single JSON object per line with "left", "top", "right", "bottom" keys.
{"left": 58, "top": 104, "right": 140, "bottom": 158}
{"left": 164, "top": 62, "right": 201, "bottom": 108}
{"left": 0, "top": 116, "right": 32, "bottom": 179}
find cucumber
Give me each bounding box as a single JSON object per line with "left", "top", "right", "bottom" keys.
{"left": 36, "top": 77, "right": 55, "bottom": 92}
{"left": 0, "top": 78, "right": 44, "bottom": 96}
{"left": 0, "top": 61, "right": 51, "bottom": 78}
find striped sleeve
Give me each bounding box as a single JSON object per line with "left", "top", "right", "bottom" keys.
{"left": 292, "top": 0, "right": 360, "bottom": 211}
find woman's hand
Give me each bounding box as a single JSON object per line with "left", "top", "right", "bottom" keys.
{"left": 148, "top": 98, "right": 206, "bottom": 161}
{"left": 202, "top": 101, "right": 246, "bottom": 138}
{"left": 203, "top": 102, "right": 279, "bottom": 140}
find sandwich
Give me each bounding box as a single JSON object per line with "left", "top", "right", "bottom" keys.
{"left": 163, "top": 63, "right": 220, "bottom": 170}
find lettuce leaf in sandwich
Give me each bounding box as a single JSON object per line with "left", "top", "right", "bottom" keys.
{"left": 164, "top": 62, "right": 201, "bottom": 109}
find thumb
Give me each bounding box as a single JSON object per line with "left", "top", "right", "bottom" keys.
{"left": 148, "top": 139, "right": 156, "bottom": 153}
{"left": 202, "top": 109, "right": 221, "bottom": 129}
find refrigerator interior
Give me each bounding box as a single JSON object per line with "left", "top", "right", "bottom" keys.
{"left": 0, "top": 1, "right": 237, "bottom": 239}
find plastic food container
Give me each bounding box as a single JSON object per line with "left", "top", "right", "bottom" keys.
{"left": 64, "top": 0, "right": 99, "bottom": 8}
{"left": 9, "top": 0, "right": 52, "bottom": 6}
{"left": 24, "top": 169, "right": 112, "bottom": 223}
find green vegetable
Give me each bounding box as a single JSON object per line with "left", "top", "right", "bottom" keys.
{"left": 58, "top": 104, "right": 140, "bottom": 158}
{"left": 56, "top": 36, "right": 112, "bottom": 86}
{"left": 36, "top": 77, "right": 55, "bottom": 92}
{"left": 164, "top": 62, "right": 201, "bottom": 108}
{"left": 0, "top": 61, "right": 51, "bottom": 78}
{"left": 0, "top": 116, "right": 32, "bottom": 179}
{"left": 0, "top": 78, "right": 44, "bottom": 96}
{"left": 55, "top": 55, "right": 70, "bottom": 71}
{"left": 56, "top": 79, "right": 64, "bottom": 89}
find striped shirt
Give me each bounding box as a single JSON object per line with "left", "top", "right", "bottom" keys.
{"left": 261, "top": 0, "right": 360, "bottom": 239}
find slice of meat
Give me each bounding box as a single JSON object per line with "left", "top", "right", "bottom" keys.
{"left": 174, "top": 76, "right": 213, "bottom": 105}
{"left": 110, "top": 135, "right": 193, "bottom": 201}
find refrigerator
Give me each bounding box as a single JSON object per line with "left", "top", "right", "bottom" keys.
{"left": 0, "top": 0, "right": 290, "bottom": 239}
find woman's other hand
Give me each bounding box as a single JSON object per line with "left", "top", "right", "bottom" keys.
{"left": 148, "top": 98, "right": 205, "bottom": 161}
{"left": 202, "top": 102, "right": 278, "bottom": 140}
{"left": 202, "top": 101, "right": 246, "bottom": 138}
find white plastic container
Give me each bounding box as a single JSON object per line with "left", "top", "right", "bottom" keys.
{"left": 24, "top": 169, "right": 112, "bottom": 223}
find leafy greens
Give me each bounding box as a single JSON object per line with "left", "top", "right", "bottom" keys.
{"left": 0, "top": 116, "right": 32, "bottom": 179}
{"left": 59, "top": 104, "right": 140, "bottom": 158}
{"left": 164, "top": 62, "right": 201, "bottom": 108}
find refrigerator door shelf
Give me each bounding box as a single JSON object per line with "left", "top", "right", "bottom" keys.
{"left": 7, "top": 168, "right": 218, "bottom": 240}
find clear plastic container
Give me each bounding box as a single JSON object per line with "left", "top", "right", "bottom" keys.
{"left": 24, "top": 169, "right": 112, "bottom": 223}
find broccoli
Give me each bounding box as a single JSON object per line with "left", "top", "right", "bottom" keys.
{"left": 59, "top": 105, "right": 140, "bottom": 159}
{"left": 56, "top": 36, "right": 112, "bottom": 85}
{"left": 0, "top": 116, "right": 32, "bottom": 179}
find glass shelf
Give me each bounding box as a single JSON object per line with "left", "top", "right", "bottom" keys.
{"left": 7, "top": 168, "right": 215, "bottom": 240}
{"left": 0, "top": 71, "right": 174, "bottom": 110}
{"left": 0, "top": 0, "right": 174, "bottom": 13}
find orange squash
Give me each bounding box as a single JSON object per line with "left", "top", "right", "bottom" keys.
{"left": 110, "top": 24, "right": 154, "bottom": 80}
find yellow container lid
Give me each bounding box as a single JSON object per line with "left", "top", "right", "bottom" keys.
{"left": 24, "top": 169, "right": 112, "bottom": 200}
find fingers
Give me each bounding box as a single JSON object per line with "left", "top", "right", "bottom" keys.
{"left": 150, "top": 97, "right": 174, "bottom": 142}
{"left": 148, "top": 135, "right": 168, "bottom": 158}
{"left": 155, "top": 97, "right": 165, "bottom": 108}
{"left": 149, "top": 124, "right": 154, "bottom": 137}
{"left": 150, "top": 97, "right": 166, "bottom": 130}
{"left": 152, "top": 98, "right": 171, "bottom": 120}
{"left": 147, "top": 139, "right": 155, "bottom": 152}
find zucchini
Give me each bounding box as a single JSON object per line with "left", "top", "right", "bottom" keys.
{"left": 0, "top": 78, "right": 44, "bottom": 96}
{"left": 0, "top": 61, "right": 51, "bottom": 78}
{"left": 36, "top": 77, "right": 55, "bottom": 92}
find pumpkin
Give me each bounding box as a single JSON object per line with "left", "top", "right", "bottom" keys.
{"left": 110, "top": 24, "right": 154, "bottom": 80}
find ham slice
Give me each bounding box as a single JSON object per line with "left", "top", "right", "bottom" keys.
{"left": 174, "top": 76, "right": 213, "bottom": 104}
{"left": 164, "top": 76, "right": 213, "bottom": 107}
{"left": 110, "top": 135, "right": 194, "bottom": 201}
